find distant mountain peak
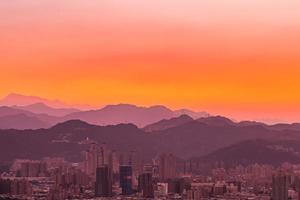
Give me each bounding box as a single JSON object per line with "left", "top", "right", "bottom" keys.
{"left": 103, "top": 104, "right": 138, "bottom": 109}
{"left": 0, "top": 94, "right": 211, "bottom": 128}
{"left": 23, "top": 102, "right": 50, "bottom": 108}
{"left": 50, "top": 119, "right": 93, "bottom": 130}
{"left": 5, "top": 93, "right": 22, "bottom": 98}
{"left": 196, "top": 139, "right": 300, "bottom": 168}
{"left": 0, "top": 112, "right": 50, "bottom": 130}
{"left": 102, "top": 104, "right": 171, "bottom": 111}
{"left": 0, "top": 93, "right": 92, "bottom": 110}
{"left": 197, "top": 115, "right": 235, "bottom": 126}
{"left": 0, "top": 93, "right": 68, "bottom": 108}
{"left": 143, "top": 114, "right": 194, "bottom": 132}
{"left": 64, "top": 103, "right": 175, "bottom": 127}
{"left": 174, "top": 109, "right": 210, "bottom": 119}
{"left": 6, "top": 93, "right": 31, "bottom": 98}
{"left": 13, "top": 102, "right": 79, "bottom": 117}
{"left": 148, "top": 105, "right": 170, "bottom": 110}
{"left": 238, "top": 120, "right": 266, "bottom": 127}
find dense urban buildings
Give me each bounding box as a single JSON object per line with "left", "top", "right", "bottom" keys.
{"left": 159, "top": 153, "right": 177, "bottom": 181}
{"left": 119, "top": 165, "right": 133, "bottom": 195}
{"left": 138, "top": 173, "right": 154, "bottom": 198}
{"left": 2, "top": 143, "right": 300, "bottom": 199}
{"left": 272, "top": 170, "right": 289, "bottom": 200}
{"left": 2, "top": 0, "right": 300, "bottom": 199}
{"left": 95, "top": 165, "right": 112, "bottom": 197}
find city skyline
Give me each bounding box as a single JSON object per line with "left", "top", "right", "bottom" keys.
{"left": 2, "top": 1, "right": 300, "bottom": 199}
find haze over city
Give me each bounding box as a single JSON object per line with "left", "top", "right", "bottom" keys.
{"left": 1, "top": 1, "right": 300, "bottom": 200}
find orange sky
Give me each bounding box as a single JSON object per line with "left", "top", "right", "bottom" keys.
{"left": 1, "top": 0, "right": 300, "bottom": 123}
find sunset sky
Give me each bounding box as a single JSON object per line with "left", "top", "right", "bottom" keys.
{"left": 1, "top": 0, "right": 300, "bottom": 123}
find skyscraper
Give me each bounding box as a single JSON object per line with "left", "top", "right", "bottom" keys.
{"left": 272, "top": 170, "right": 289, "bottom": 200}
{"left": 167, "top": 178, "right": 186, "bottom": 194}
{"left": 84, "top": 143, "right": 101, "bottom": 177}
{"left": 85, "top": 143, "right": 112, "bottom": 178}
{"left": 95, "top": 165, "right": 112, "bottom": 197}
{"left": 159, "top": 153, "right": 177, "bottom": 181}
{"left": 18, "top": 160, "right": 47, "bottom": 177}
{"left": 138, "top": 173, "right": 154, "bottom": 198}
{"left": 0, "top": 178, "right": 32, "bottom": 196}
{"left": 119, "top": 165, "right": 133, "bottom": 195}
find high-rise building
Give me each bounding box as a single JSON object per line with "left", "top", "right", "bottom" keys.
{"left": 84, "top": 143, "right": 112, "bottom": 178}
{"left": 167, "top": 178, "right": 186, "bottom": 194}
{"left": 138, "top": 173, "right": 154, "bottom": 198}
{"left": 119, "top": 165, "right": 133, "bottom": 195}
{"left": 0, "top": 178, "right": 32, "bottom": 196}
{"left": 52, "top": 167, "right": 90, "bottom": 187}
{"left": 159, "top": 153, "right": 177, "bottom": 181}
{"left": 11, "top": 179, "right": 32, "bottom": 196}
{"left": 111, "top": 150, "right": 119, "bottom": 174}
{"left": 143, "top": 164, "right": 153, "bottom": 174}
{"left": 272, "top": 170, "right": 289, "bottom": 200}
{"left": 84, "top": 143, "right": 100, "bottom": 177}
{"left": 294, "top": 175, "right": 300, "bottom": 200}
{"left": 95, "top": 165, "right": 112, "bottom": 197}
{"left": 0, "top": 179, "right": 11, "bottom": 194}
{"left": 17, "top": 160, "right": 47, "bottom": 177}
{"left": 119, "top": 151, "right": 142, "bottom": 188}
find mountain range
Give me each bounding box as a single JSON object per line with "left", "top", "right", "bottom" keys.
{"left": 0, "top": 93, "right": 209, "bottom": 129}
{"left": 187, "top": 139, "right": 300, "bottom": 174}
{"left": 1, "top": 93, "right": 300, "bottom": 172}
{"left": 143, "top": 114, "right": 194, "bottom": 132}
{"left": 0, "top": 93, "right": 73, "bottom": 108}
{"left": 13, "top": 103, "right": 80, "bottom": 117}
{"left": 201, "top": 139, "right": 300, "bottom": 167}
{"left": 1, "top": 115, "right": 300, "bottom": 166}
{"left": 0, "top": 93, "right": 300, "bottom": 133}
{"left": 0, "top": 106, "right": 59, "bottom": 129}
{"left": 63, "top": 104, "right": 209, "bottom": 127}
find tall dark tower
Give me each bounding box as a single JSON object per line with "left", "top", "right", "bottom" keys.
{"left": 159, "top": 153, "right": 177, "bottom": 181}
{"left": 138, "top": 173, "right": 154, "bottom": 198}
{"left": 95, "top": 165, "right": 112, "bottom": 197}
{"left": 119, "top": 165, "right": 133, "bottom": 195}
{"left": 272, "top": 170, "right": 289, "bottom": 200}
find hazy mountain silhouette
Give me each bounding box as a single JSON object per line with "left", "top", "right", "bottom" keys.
{"left": 63, "top": 104, "right": 176, "bottom": 127}
{"left": 237, "top": 120, "right": 266, "bottom": 127}
{"left": 0, "top": 102, "right": 209, "bottom": 129}
{"left": 0, "top": 93, "right": 92, "bottom": 110}
{"left": 63, "top": 104, "right": 213, "bottom": 127}
{"left": 2, "top": 102, "right": 300, "bottom": 137}
{"left": 269, "top": 123, "right": 300, "bottom": 131}
{"left": 151, "top": 119, "right": 277, "bottom": 158}
{"left": 50, "top": 119, "right": 97, "bottom": 131}
{"left": 14, "top": 102, "right": 80, "bottom": 117}
{"left": 173, "top": 109, "right": 210, "bottom": 119}
{"left": 0, "top": 114, "right": 49, "bottom": 129}
{"left": 236, "top": 121, "right": 300, "bottom": 132}
{"left": 196, "top": 116, "right": 236, "bottom": 127}
{"left": 143, "top": 114, "right": 194, "bottom": 132}
{"left": 0, "top": 106, "right": 59, "bottom": 129}
{"left": 0, "top": 117, "right": 289, "bottom": 164}
{"left": 191, "top": 139, "right": 300, "bottom": 171}
{"left": 144, "top": 115, "right": 275, "bottom": 133}
{"left": 0, "top": 93, "right": 69, "bottom": 108}
{"left": 0, "top": 106, "right": 31, "bottom": 117}
{"left": 0, "top": 93, "right": 211, "bottom": 128}
{"left": 0, "top": 120, "right": 153, "bottom": 163}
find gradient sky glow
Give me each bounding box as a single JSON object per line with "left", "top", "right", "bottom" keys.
{"left": 1, "top": 0, "right": 300, "bottom": 123}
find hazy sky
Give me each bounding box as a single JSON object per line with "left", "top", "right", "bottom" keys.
{"left": 1, "top": 0, "right": 300, "bottom": 122}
